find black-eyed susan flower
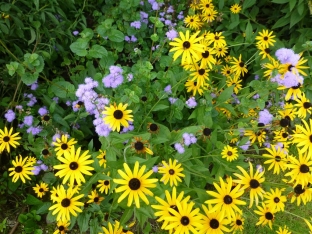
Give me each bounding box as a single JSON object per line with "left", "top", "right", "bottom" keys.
{"left": 184, "top": 15, "right": 203, "bottom": 30}
{"left": 254, "top": 203, "right": 276, "bottom": 229}
{"left": 199, "top": 203, "right": 230, "bottom": 234}
{"left": 289, "top": 184, "right": 312, "bottom": 206}
{"left": 230, "top": 4, "right": 242, "bottom": 14}
{"left": 201, "top": 127, "right": 212, "bottom": 141}
{"left": 103, "top": 103, "right": 133, "bottom": 132}
{"left": 97, "top": 149, "right": 107, "bottom": 168}
{"left": 244, "top": 129, "right": 266, "bottom": 146}
{"left": 152, "top": 187, "right": 191, "bottom": 230}
{"left": 53, "top": 135, "right": 77, "bottom": 158}
{"left": 284, "top": 152, "right": 312, "bottom": 187}
{"left": 215, "top": 45, "right": 228, "bottom": 58}
{"left": 53, "top": 220, "right": 70, "bottom": 234}
{"left": 276, "top": 225, "right": 291, "bottom": 234}
{"left": 263, "top": 145, "right": 288, "bottom": 175}
{"left": 202, "top": 9, "right": 218, "bottom": 23}
{"left": 189, "top": 66, "right": 210, "bottom": 88}
{"left": 147, "top": 123, "right": 160, "bottom": 134}
{"left": 234, "top": 162, "right": 265, "bottom": 208}
{"left": 221, "top": 65, "right": 233, "bottom": 77}
{"left": 87, "top": 190, "right": 104, "bottom": 204}
{"left": 263, "top": 188, "right": 287, "bottom": 212}
{"left": 199, "top": 0, "right": 215, "bottom": 14}
{"left": 113, "top": 161, "right": 158, "bottom": 208}
{"left": 230, "top": 213, "right": 244, "bottom": 233}
{"left": 169, "top": 30, "right": 205, "bottom": 65}
{"left": 292, "top": 119, "right": 312, "bottom": 156}
{"left": 131, "top": 137, "right": 153, "bottom": 155}
{"left": 27, "top": 156, "right": 37, "bottom": 165}
{"left": 158, "top": 158, "right": 185, "bottom": 187}
{"left": 206, "top": 32, "right": 227, "bottom": 48}
{"left": 101, "top": 221, "right": 123, "bottom": 234}
{"left": 97, "top": 172, "right": 111, "bottom": 194}
{"left": 231, "top": 54, "right": 248, "bottom": 77}
{"left": 54, "top": 146, "right": 94, "bottom": 186}
{"left": 8, "top": 155, "right": 34, "bottom": 183}
{"left": 185, "top": 79, "right": 207, "bottom": 96}
{"left": 51, "top": 185, "right": 61, "bottom": 203}
{"left": 33, "top": 182, "right": 49, "bottom": 198}
{"left": 263, "top": 58, "right": 282, "bottom": 79}
{"left": 255, "top": 29, "right": 276, "bottom": 49}
{"left": 165, "top": 200, "right": 202, "bottom": 233}
{"left": 0, "top": 127, "right": 21, "bottom": 153}
{"left": 279, "top": 82, "right": 303, "bottom": 101}
{"left": 295, "top": 93, "right": 312, "bottom": 118}
{"left": 258, "top": 46, "right": 273, "bottom": 60}
{"left": 221, "top": 145, "right": 239, "bottom": 162}
{"left": 49, "top": 185, "right": 84, "bottom": 221}
{"left": 226, "top": 75, "right": 243, "bottom": 94}
{"left": 198, "top": 47, "right": 216, "bottom": 69}
{"left": 206, "top": 177, "right": 246, "bottom": 221}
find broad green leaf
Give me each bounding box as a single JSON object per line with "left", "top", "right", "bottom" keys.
{"left": 108, "top": 29, "right": 124, "bottom": 42}
{"left": 272, "top": 17, "right": 289, "bottom": 29}
{"left": 216, "top": 86, "right": 234, "bottom": 103}
{"left": 271, "top": 0, "right": 289, "bottom": 3}
{"left": 6, "top": 62, "right": 19, "bottom": 76}
{"left": 152, "top": 103, "right": 169, "bottom": 112}
{"left": 36, "top": 202, "right": 52, "bottom": 215}
{"left": 25, "top": 194, "right": 43, "bottom": 205}
{"left": 70, "top": 39, "right": 89, "bottom": 56}
{"left": 245, "top": 21, "right": 253, "bottom": 43}
{"left": 21, "top": 72, "right": 38, "bottom": 85}
{"left": 77, "top": 212, "right": 91, "bottom": 232}
{"left": 53, "top": 113, "right": 70, "bottom": 129}
{"left": 80, "top": 28, "right": 94, "bottom": 40}
{"left": 289, "top": 0, "right": 297, "bottom": 11}
{"left": 243, "top": 0, "right": 256, "bottom": 10}
{"left": 88, "top": 45, "right": 108, "bottom": 58}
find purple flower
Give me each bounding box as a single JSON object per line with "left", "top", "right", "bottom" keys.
{"left": 166, "top": 29, "right": 178, "bottom": 41}
{"left": 130, "top": 21, "right": 141, "bottom": 29}
{"left": 174, "top": 143, "right": 185, "bottom": 154}
{"left": 95, "top": 123, "right": 111, "bottom": 137}
{"left": 52, "top": 133, "right": 61, "bottom": 143}
{"left": 102, "top": 66, "right": 124, "bottom": 88}
{"left": 169, "top": 97, "right": 177, "bottom": 104}
{"left": 52, "top": 97, "right": 59, "bottom": 103}
{"left": 38, "top": 106, "right": 48, "bottom": 116}
{"left": 140, "top": 11, "right": 148, "bottom": 20}
{"left": 177, "top": 11, "right": 184, "bottom": 20}
{"left": 24, "top": 115, "right": 33, "bottom": 126}
{"left": 256, "top": 164, "right": 263, "bottom": 173}
{"left": 164, "top": 85, "right": 172, "bottom": 94}
{"left": 26, "top": 126, "right": 42, "bottom": 135}
{"left": 25, "top": 93, "right": 37, "bottom": 107}
{"left": 253, "top": 94, "right": 260, "bottom": 99}
{"left": 258, "top": 109, "right": 273, "bottom": 125}
{"left": 73, "top": 30, "right": 79, "bottom": 36}
{"left": 66, "top": 100, "right": 72, "bottom": 106}
{"left": 152, "top": 2, "right": 160, "bottom": 10}
{"left": 40, "top": 164, "right": 48, "bottom": 171}
{"left": 239, "top": 140, "right": 250, "bottom": 151}
{"left": 167, "top": 6, "right": 174, "bottom": 13}
{"left": 131, "top": 35, "right": 137, "bottom": 42}
{"left": 16, "top": 105, "right": 23, "bottom": 110}
{"left": 4, "top": 109, "right": 15, "bottom": 122}
{"left": 32, "top": 166, "right": 41, "bottom": 175}
{"left": 125, "top": 36, "right": 130, "bottom": 42}
{"left": 164, "top": 20, "right": 172, "bottom": 26}
{"left": 152, "top": 165, "right": 158, "bottom": 173}
{"left": 275, "top": 48, "right": 296, "bottom": 64}
{"left": 29, "top": 81, "right": 38, "bottom": 90}
{"left": 186, "top": 97, "right": 197, "bottom": 108}
{"left": 127, "top": 73, "right": 133, "bottom": 81}
{"left": 254, "top": 75, "right": 259, "bottom": 80}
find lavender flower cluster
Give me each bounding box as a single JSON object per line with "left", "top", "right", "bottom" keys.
{"left": 102, "top": 66, "right": 124, "bottom": 88}
{"left": 174, "top": 133, "right": 198, "bottom": 154}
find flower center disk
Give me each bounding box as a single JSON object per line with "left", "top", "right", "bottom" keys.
{"left": 128, "top": 178, "right": 141, "bottom": 190}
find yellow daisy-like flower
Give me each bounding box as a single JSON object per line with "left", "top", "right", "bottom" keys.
{"left": 206, "top": 177, "right": 246, "bottom": 221}
{"left": 263, "top": 145, "right": 288, "bottom": 175}
{"left": 198, "top": 47, "right": 216, "bottom": 69}
{"left": 54, "top": 146, "right": 94, "bottom": 186}
{"left": 199, "top": 0, "right": 214, "bottom": 14}
{"left": 8, "top": 155, "right": 34, "bottom": 183}
{"left": 199, "top": 203, "right": 230, "bottom": 234}
{"left": 158, "top": 158, "right": 185, "bottom": 187}
{"left": 230, "top": 213, "right": 244, "bottom": 233}
{"left": 0, "top": 127, "right": 21, "bottom": 153}
{"left": 165, "top": 200, "right": 203, "bottom": 233}
{"left": 185, "top": 79, "right": 207, "bottom": 96}
{"left": 97, "top": 172, "right": 111, "bottom": 194}
{"left": 131, "top": 137, "right": 153, "bottom": 155}
{"left": 276, "top": 225, "right": 292, "bottom": 234}
{"left": 230, "top": 4, "right": 242, "bottom": 14}
{"left": 33, "top": 182, "right": 49, "bottom": 198}
{"left": 100, "top": 221, "right": 123, "bottom": 234}
{"left": 215, "top": 45, "right": 228, "bottom": 58}
{"left": 295, "top": 93, "right": 312, "bottom": 118}
{"left": 87, "top": 190, "right": 104, "bottom": 204}
{"left": 244, "top": 129, "right": 266, "bottom": 146}
{"left": 97, "top": 149, "right": 107, "bottom": 168}
{"left": 103, "top": 103, "right": 133, "bottom": 132}
{"left": 289, "top": 184, "right": 312, "bottom": 206}
{"left": 278, "top": 82, "right": 303, "bottom": 101}
{"left": 113, "top": 161, "right": 158, "bottom": 208}
{"left": 221, "top": 145, "right": 239, "bottom": 162}
{"left": 263, "top": 58, "right": 282, "bottom": 79}
{"left": 284, "top": 152, "right": 312, "bottom": 187}
{"left": 255, "top": 29, "right": 276, "bottom": 49}
{"left": 51, "top": 185, "right": 61, "bottom": 203}
{"left": 147, "top": 123, "right": 160, "bottom": 134}
{"left": 278, "top": 102, "right": 296, "bottom": 121}
{"left": 292, "top": 119, "right": 312, "bottom": 156}
{"left": 234, "top": 162, "right": 265, "bottom": 208}
{"left": 258, "top": 46, "right": 273, "bottom": 60}
{"left": 189, "top": 66, "right": 210, "bottom": 87}
{"left": 263, "top": 188, "right": 287, "bottom": 212}
{"left": 169, "top": 30, "right": 205, "bottom": 65}
{"left": 27, "top": 156, "right": 37, "bottom": 165}
{"left": 184, "top": 15, "right": 203, "bottom": 30}
{"left": 221, "top": 65, "right": 233, "bottom": 77}
{"left": 226, "top": 75, "right": 243, "bottom": 94}
{"left": 152, "top": 187, "right": 191, "bottom": 230}
{"left": 206, "top": 32, "right": 227, "bottom": 48}
{"left": 53, "top": 135, "right": 77, "bottom": 158}
{"left": 254, "top": 203, "right": 276, "bottom": 229}
{"left": 231, "top": 54, "right": 248, "bottom": 77}
{"left": 49, "top": 185, "right": 84, "bottom": 222}
{"left": 53, "top": 220, "right": 70, "bottom": 234}
{"left": 201, "top": 9, "right": 218, "bottom": 23}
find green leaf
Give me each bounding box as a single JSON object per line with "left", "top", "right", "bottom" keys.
{"left": 42, "top": 172, "right": 57, "bottom": 184}
{"left": 49, "top": 81, "right": 75, "bottom": 98}
{"left": 271, "top": 0, "right": 289, "bottom": 3}
{"left": 120, "top": 208, "right": 133, "bottom": 225}
{"left": 0, "top": 23, "right": 9, "bottom": 34}
{"left": 216, "top": 86, "right": 234, "bottom": 103}
{"left": 70, "top": 39, "right": 89, "bottom": 56}
{"left": 152, "top": 103, "right": 169, "bottom": 112}
{"left": 36, "top": 202, "right": 51, "bottom": 215}
{"left": 290, "top": 8, "right": 305, "bottom": 28}
{"left": 53, "top": 113, "right": 70, "bottom": 129}
{"left": 243, "top": 0, "right": 256, "bottom": 10}
{"left": 297, "top": 1, "right": 304, "bottom": 15}
{"left": 6, "top": 62, "right": 19, "bottom": 76}
{"left": 257, "top": 99, "right": 265, "bottom": 109}
{"left": 34, "top": 0, "right": 39, "bottom": 10}
{"left": 272, "top": 17, "right": 289, "bottom": 29}
{"left": 25, "top": 194, "right": 43, "bottom": 206}
{"left": 80, "top": 28, "right": 94, "bottom": 40}
{"left": 245, "top": 21, "right": 253, "bottom": 43}
{"left": 28, "top": 27, "right": 36, "bottom": 45}
{"left": 218, "top": 0, "right": 224, "bottom": 9}
{"left": 77, "top": 212, "right": 91, "bottom": 232}
{"left": 21, "top": 72, "right": 38, "bottom": 85}
{"left": 108, "top": 29, "right": 124, "bottom": 42}
{"left": 88, "top": 45, "right": 108, "bottom": 58}
{"left": 103, "top": 19, "right": 114, "bottom": 29}
{"left": 289, "top": 0, "right": 297, "bottom": 11}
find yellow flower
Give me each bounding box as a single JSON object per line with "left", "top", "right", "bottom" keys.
{"left": 53, "top": 134, "right": 77, "bottom": 158}
{"left": 87, "top": 190, "right": 104, "bottom": 204}
{"left": 184, "top": 15, "right": 203, "bottom": 30}
{"left": 255, "top": 29, "right": 276, "bottom": 49}
{"left": 158, "top": 158, "right": 185, "bottom": 187}
{"left": 33, "top": 182, "right": 49, "bottom": 198}
{"left": 221, "top": 145, "right": 239, "bottom": 162}
{"left": 131, "top": 137, "right": 153, "bottom": 155}
{"left": 0, "top": 127, "right": 21, "bottom": 153}
{"left": 254, "top": 203, "right": 276, "bottom": 229}
{"left": 231, "top": 54, "right": 248, "bottom": 77}
{"left": 8, "top": 155, "right": 34, "bottom": 183}
{"left": 230, "top": 4, "right": 242, "bottom": 14}
{"left": 53, "top": 220, "right": 70, "bottom": 234}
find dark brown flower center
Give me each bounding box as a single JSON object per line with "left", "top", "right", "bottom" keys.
{"left": 58, "top": 226, "right": 65, "bottom": 231}
{"left": 3, "top": 136, "right": 10, "bottom": 142}
{"left": 43, "top": 115, "right": 50, "bottom": 121}
{"left": 288, "top": 65, "right": 294, "bottom": 72}
{"left": 134, "top": 141, "right": 144, "bottom": 150}
{"left": 104, "top": 180, "right": 110, "bottom": 186}
{"left": 309, "top": 135, "right": 312, "bottom": 143}
{"left": 202, "top": 51, "right": 209, "bottom": 58}
{"left": 275, "top": 156, "right": 281, "bottom": 162}
{"left": 15, "top": 166, "right": 23, "bottom": 173}
{"left": 280, "top": 118, "right": 290, "bottom": 127}
{"left": 265, "top": 212, "right": 273, "bottom": 220}
{"left": 223, "top": 195, "right": 233, "bottom": 204}
{"left": 303, "top": 102, "right": 312, "bottom": 109}
{"left": 203, "top": 128, "right": 212, "bottom": 136}
{"left": 190, "top": 19, "right": 194, "bottom": 22}
{"left": 250, "top": 179, "right": 260, "bottom": 189}
{"left": 169, "top": 169, "right": 175, "bottom": 175}
{"left": 61, "top": 143, "right": 68, "bottom": 150}
{"left": 206, "top": 4, "right": 210, "bottom": 7}
{"left": 128, "top": 178, "right": 141, "bottom": 190}
{"left": 282, "top": 133, "right": 288, "bottom": 138}
{"left": 274, "top": 197, "right": 280, "bottom": 203}
{"left": 239, "top": 62, "right": 244, "bottom": 67}
{"left": 210, "top": 219, "right": 219, "bottom": 229}
{"left": 183, "top": 41, "right": 191, "bottom": 49}
{"left": 264, "top": 48, "right": 271, "bottom": 53}
{"left": 294, "top": 184, "right": 305, "bottom": 194}
{"left": 215, "top": 36, "right": 219, "bottom": 40}
{"left": 227, "top": 151, "right": 233, "bottom": 156}
{"left": 263, "top": 36, "right": 268, "bottom": 41}
{"left": 61, "top": 198, "right": 71, "bottom": 207}
{"left": 150, "top": 123, "right": 158, "bottom": 132}
{"left": 39, "top": 188, "right": 44, "bottom": 192}
{"left": 69, "top": 162, "right": 78, "bottom": 170}
{"left": 180, "top": 216, "right": 190, "bottom": 226}
{"left": 292, "top": 83, "right": 301, "bottom": 89}
{"left": 300, "top": 164, "right": 309, "bottom": 173}
{"left": 42, "top": 149, "right": 49, "bottom": 155}
{"left": 141, "top": 96, "right": 147, "bottom": 102}
{"left": 113, "top": 110, "right": 123, "bottom": 119}
{"left": 236, "top": 219, "right": 242, "bottom": 225}
{"left": 198, "top": 69, "right": 205, "bottom": 75}
{"left": 94, "top": 197, "right": 99, "bottom": 202}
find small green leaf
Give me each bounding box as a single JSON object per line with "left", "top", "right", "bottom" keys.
{"left": 70, "top": 39, "right": 89, "bottom": 56}
{"left": 80, "top": 28, "right": 94, "bottom": 40}
{"left": 53, "top": 113, "right": 70, "bottom": 129}
{"left": 77, "top": 212, "right": 91, "bottom": 232}
{"left": 152, "top": 104, "right": 169, "bottom": 112}
{"left": 272, "top": 17, "right": 289, "bottom": 29}
{"left": 245, "top": 21, "right": 253, "bottom": 43}
{"left": 243, "top": 0, "right": 256, "bottom": 10}
{"left": 25, "top": 194, "right": 43, "bottom": 205}
{"left": 216, "top": 86, "right": 234, "bottom": 103}
{"left": 21, "top": 72, "right": 38, "bottom": 85}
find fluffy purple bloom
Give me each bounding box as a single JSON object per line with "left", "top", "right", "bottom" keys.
{"left": 183, "top": 133, "right": 197, "bottom": 146}
{"left": 103, "top": 66, "right": 124, "bottom": 88}
{"left": 169, "top": 97, "right": 177, "bottom": 104}
{"left": 52, "top": 133, "right": 61, "bottom": 143}
{"left": 95, "top": 123, "right": 111, "bottom": 137}
{"left": 25, "top": 93, "right": 37, "bottom": 107}
{"left": 186, "top": 97, "right": 197, "bottom": 108}
{"left": 177, "top": 12, "right": 184, "bottom": 20}
{"left": 52, "top": 97, "right": 59, "bottom": 103}
{"left": 30, "top": 81, "right": 38, "bottom": 90}
{"left": 40, "top": 164, "right": 48, "bottom": 171}
{"left": 24, "top": 115, "right": 33, "bottom": 126}
{"left": 174, "top": 143, "right": 185, "bottom": 154}
{"left": 253, "top": 94, "right": 260, "bottom": 99}
{"left": 131, "top": 35, "right": 137, "bottom": 42}
{"left": 164, "top": 20, "right": 172, "bottom": 26}
{"left": 152, "top": 2, "right": 160, "bottom": 10}
{"left": 164, "top": 85, "right": 172, "bottom": 94}
{"left": 152, "top": 165, "right": 158, "bottom": 173}
{"left": 27, "top": 126, "right": 42, "bottom": 135}
{"left": 4, "top": 109, "right": 15, "bottom": 122}
{"left": 66, "top": 100, "right": 72, "bottom": 106}
{"left": 125, "top": 36, "right": 130, "bottom": 42}
{"left": 73, "top": 30, "right": 79, "bottom": 36}
{"left": 37, "top": 160, "right": 42, "bottom": 165}
{"left": 38, "top": 106, "right": 48, "bottom": 116}
{"left": 275, "top": 48, "right": 296, "bottom": 64}
{"left": 166, "top": 29, "right": 178, "bottom": 41}
{"left": 32, "top": 166, "right": 41, "bottom": 175}
{"left": 167, "top": 6, "right": 174, "bottom": 13}
{"left": 130, "top": 21, "right": 141, "bottom": 29}
{"left": 140, "top": 11, "right": 148, "bottom": 20}
{"left": 256, "top": 164, "right": 263, "bottom": 173}
{"left": 254, "top": 75, "right": 259, "bottom": 80}
{"left": 239, "top": 140, "right": 250, "bottom": 151}
{"left": 16, "top": 105, "right": 23, "bottom": 110}
{"left": 258, "top": 109, "right": 273, "bottom": 125}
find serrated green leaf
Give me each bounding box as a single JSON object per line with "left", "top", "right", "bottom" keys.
{"left": 70, "top": 39, "right": 89, "bottom": 56}
{"left": 88, "top": 45, "right": 108, "bottom": 58}
{"left": 108, "top": 29, "right": 124, "bottom": 42}
{"left": 21, "top": 72, "right": 38, "bottom": 85}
